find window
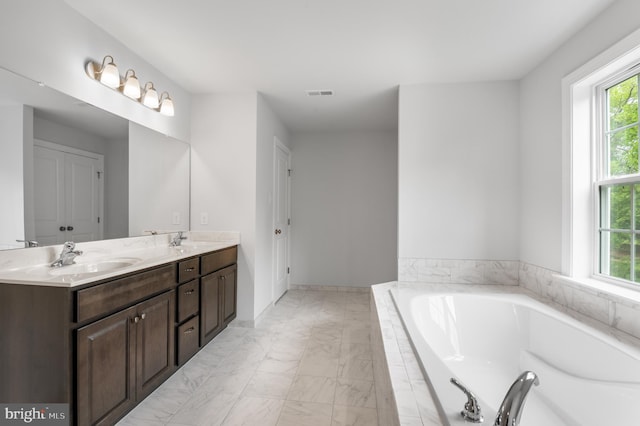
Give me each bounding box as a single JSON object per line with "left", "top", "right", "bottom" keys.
{"left": 563, "top": 28, "right": 640, "bottom": 292}
{"left": 598, "top": 73, "right": 640, "bottom": 283}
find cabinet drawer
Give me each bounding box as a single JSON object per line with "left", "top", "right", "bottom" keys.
{"left": 178, "top": 258, "right": 200, "bottom": 283}
{"left": 201, "top": 246, "right": 237, "bottom": 275}
{"left": 177, "top": 280, "right": 199, "bottom": 323}
{"left": 177, "top": 316, "right": 199, "bottom": 365}
{"left": 76, "top": 264, "right": 176, "bottom": 323}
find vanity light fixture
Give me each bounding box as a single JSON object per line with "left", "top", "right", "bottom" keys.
{"left": 159, "top": 92, "right": 175, "bottom": 116}
{"left": 86, "top": 55, "right": 175, "bottom": 116}
{"left": 122, "top": 69, "right": 141, "bottom": 99}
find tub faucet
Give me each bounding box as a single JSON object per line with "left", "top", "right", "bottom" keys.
{"left": 169, "top": 231, "right": 187, "bottom": 247}
{"left": 450, "top": 377, "right": 484, "bottom": 423}
{"left": 494, "top": 371, "right": 539, "bottom": 426}
{"left": 50, "top": 241, "right": 83, "bottom": 267}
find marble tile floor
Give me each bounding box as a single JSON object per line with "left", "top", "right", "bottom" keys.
{"left": 117, "top": 289, "right": 378, "bottom": 426}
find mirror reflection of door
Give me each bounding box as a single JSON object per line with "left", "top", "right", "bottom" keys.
{"left": 33, "top": 140, "right": 103, "bottom": 246}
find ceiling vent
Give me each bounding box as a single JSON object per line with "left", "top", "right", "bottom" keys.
{"left": 306, "top": 89, "right": 334, "bottom": 97}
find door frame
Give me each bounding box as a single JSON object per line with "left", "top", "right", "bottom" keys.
{"left": 272, "top": 136, "right": 291, "bottom": 303}
{"left": 33, "top": 139, "right": 105, "bottom": 241}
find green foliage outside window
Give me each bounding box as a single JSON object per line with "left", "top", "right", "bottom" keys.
{"left": 603, "top": 75, "right": 640, "bottom": 281}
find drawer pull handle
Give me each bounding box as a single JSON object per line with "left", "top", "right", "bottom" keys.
{"left": 184, "top": 327, "right": 195, "bottom": 334}
{"left": 184, "top": 290, "right": 194, "bottom": 295}
{"left": 184, "top": 267, "right": 195, "bottom": 272}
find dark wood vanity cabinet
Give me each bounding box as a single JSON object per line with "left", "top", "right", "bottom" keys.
{"left": 76, "top": 291, "right": 176, "bottom": 426}
{"left": 0, "top": 243, "right": 237, "bottom": 426}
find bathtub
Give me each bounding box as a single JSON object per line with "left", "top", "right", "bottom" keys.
{"left": 391, "top": 287, "right": 640, "bottom": 426}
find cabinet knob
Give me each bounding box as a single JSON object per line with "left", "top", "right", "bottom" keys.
{"left": 141, "top": 313, "right": 146, "bottom": 320}
{"left": 132, "top": 316, "right": 140, "bottom": 323}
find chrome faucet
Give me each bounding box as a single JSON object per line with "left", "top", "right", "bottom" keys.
{"left": 494, "top": 371, "right": 539, "bottom": 426}
{"left": 169, "top": 231, "right": 187, "bottom": 247}
{"left": 50, "top": 241, "right": 83, "bottom": 267}
{"left": 16, "top": 239, "right": 39, "bottom": 248}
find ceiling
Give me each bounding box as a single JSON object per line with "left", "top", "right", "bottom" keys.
{"left": 65, "top": 0, "right": 616, "bottom": 133}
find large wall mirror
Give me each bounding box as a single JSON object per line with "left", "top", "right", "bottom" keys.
{"left": 0, "top": 68, "right": 190, "bottom": 250}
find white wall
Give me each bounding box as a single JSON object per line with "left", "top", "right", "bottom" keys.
{"left": 34, "top": 116, "right": 108, "bottom": 155}
{"left": 190, "top": 93, "right": 258, "bottom": 321}
{"left": 520, "top": 0, "right": 640, "bottom": 272}
{"left": 0, "top": 0, "right": 190, "bottom": 141}
{"left": 128, "top": 122, "right": 190, "bottom": 236}
{"left": 398, "top": 81, "right": 520, "bottom": 261}
{"left": 255, "top": 94, "right": 291, "bottom": 316}
{"left": 0, "top": 106, "right": 28, "bottom": 249}
{"left": 290, "top": 130, "right": 398, "bottom": 287}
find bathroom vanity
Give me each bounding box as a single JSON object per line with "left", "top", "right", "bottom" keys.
{"left": 0, "top": 234, "right": 238, "bottom": 426}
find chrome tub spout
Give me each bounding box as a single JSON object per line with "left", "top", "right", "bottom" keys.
{"left": 494, "top": 371, "right": 539, "bottom": 426}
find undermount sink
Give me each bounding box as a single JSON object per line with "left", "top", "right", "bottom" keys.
{"left": 48, "top": 258, "right": 142, "bottom": 276}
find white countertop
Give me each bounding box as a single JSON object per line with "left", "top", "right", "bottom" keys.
{"left": 0, "top": 231, "right": 239, "bottom": 288}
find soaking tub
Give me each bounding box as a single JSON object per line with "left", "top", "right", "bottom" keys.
{"left": 391, "top": 287, "right": 640, "bottom": 426}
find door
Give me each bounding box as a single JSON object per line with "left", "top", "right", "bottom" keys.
{"left": 34, "top": 141, "right": 103, "bottom": 245}
{"left": 221, "top": 264, "right": 237, "bottom": 324}
{"left": 33, "top": 146, "right": 65, "bottom": 246}
{"left": 272, "top": 138, "right": 291, "bottom": 301}
{"left": 136, "top": 291, "right": 175, "bottom": 400}
{"left": 76, "top": 305, "right": 137, "bottom": 426}
{"left": 200, "top": 271, "right": 221, "bottom": 345}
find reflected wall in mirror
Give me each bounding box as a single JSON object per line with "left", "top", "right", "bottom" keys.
{"left": 0, "top": 68, "right": 190, "bottom": 250}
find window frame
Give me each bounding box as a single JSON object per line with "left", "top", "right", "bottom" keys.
{"left": 594, "top": 68, "right": 640, "bottom": 287}
{"left": 562, "top": 27, "right": 640, "bottom": 296}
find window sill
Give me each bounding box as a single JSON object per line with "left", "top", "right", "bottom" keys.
{"left": 553, "top": 274, "right": 640, "bottom": 305}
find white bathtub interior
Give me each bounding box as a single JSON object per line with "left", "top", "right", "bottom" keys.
{"left": 391, "top": 289, "right": 640, "bottom": 426}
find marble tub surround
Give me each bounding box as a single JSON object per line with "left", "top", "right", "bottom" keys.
{"left": 371, "top": 282, "right": 441, "bottom": 426}
{"left": 398, "top": 256, "right": 640, "bottom": 344}
{"left": 398, "top": 258, "right": 519, "bottom": 285}
{"left": 0, "top": 231, "right": 240, "bottom": 287}
{"left": 116, "top": 289, "right": 378, "bottom": 426}
{"left": 520, "top": 262, "right": 640, "bottom": 342}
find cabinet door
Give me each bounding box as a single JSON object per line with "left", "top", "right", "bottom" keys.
{"left": 200, "top": 272, "right": 221, "bottom": 345}
{"left": 136, "top": 291, "right": 175, "bottom": 400}
{"left": 77, "top": 305, "right": 137, "bottom": 426}
{"left": 221, "top": 265, "right": 237, "bottom": 324}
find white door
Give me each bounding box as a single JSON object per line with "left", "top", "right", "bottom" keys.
{"left": 273, "top": 138, "right": 291, "bottom": 301}
{"left": 34, "top": 142, "right": 103, "bottom": 245}
{"left": 33, "top": 146, "right": 65, "bottom": 246}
